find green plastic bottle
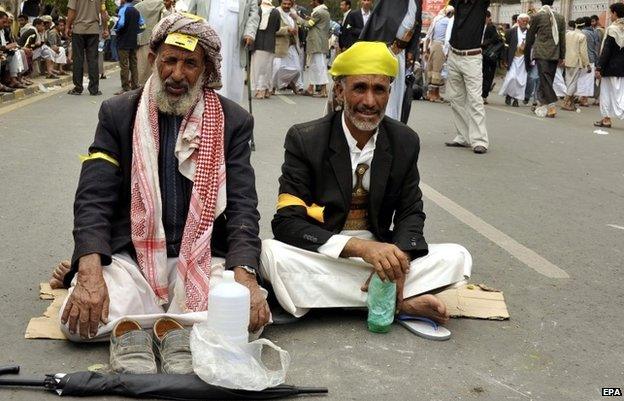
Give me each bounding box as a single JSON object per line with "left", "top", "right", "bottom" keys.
{"left": 366, "top": 274, "right": 397, "bottom": 333}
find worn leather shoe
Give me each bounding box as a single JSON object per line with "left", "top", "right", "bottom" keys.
{"left": 473, "top": 146, "right": 487, "bottom": 154}
{"left": 153, "top": 318, "right": 193, "bottom": 374}
{"left": 110, "top": 319, "right": 157, "bottom": 374}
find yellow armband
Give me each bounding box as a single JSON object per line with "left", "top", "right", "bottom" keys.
{"left": 308, "top": 19, "right": 316, "bottom": 27}
{"left": 79, "top": 151, "right": 119, "bottom": 167}
{"left": 277, "top": 193, "right": 324, "bottom": 223}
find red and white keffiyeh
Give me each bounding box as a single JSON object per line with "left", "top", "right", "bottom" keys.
{"left": 130, "top": 75, "right": 226, "bottom": 312}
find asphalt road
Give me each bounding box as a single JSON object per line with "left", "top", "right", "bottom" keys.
{"left": 0, "top": 73, "right": 622, "bottom": 401}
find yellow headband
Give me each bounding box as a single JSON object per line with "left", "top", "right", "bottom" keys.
{"left": 329, "top": 41, "right": 399, "bottom": 78}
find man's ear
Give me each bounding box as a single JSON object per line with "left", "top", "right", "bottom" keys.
{"left": 333, "top": 79, "right": 344, "bottom": 100}
{"left": 147, "top": 50, "right": 156, "bottom": 67}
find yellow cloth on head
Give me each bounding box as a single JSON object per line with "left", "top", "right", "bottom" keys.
{"left": 329, "top": 41, "right": 399, "bottom": 78}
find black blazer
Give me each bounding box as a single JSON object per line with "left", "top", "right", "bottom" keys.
{"left": 504, "top": 26, "right": 520, "bottom": 67}
{"left": 66, "top": 89, "right": 261, "bottom": 286}
{"left": 597, "top": 35, "right": 624, "bottom": 77}
{"left": 339, "top": 9, "right": 363, "bottom": 50}
{"left": 360, "top": 0, "right": 422, "bottom": 49}
{"left": 272, "top": 112, "right": 428, "bottom": 259}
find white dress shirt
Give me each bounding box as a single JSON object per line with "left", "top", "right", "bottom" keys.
{"left": 317, "top": 113, "right": 378, "bottom": 259}
{"left": 362, "top": 9, "right": 371, "bottom": 27}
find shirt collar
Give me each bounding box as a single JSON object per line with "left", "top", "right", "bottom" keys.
{"left": 341, "top": 112, "right": 377, "bottom": 153}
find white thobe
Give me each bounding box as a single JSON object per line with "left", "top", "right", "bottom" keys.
{"left": 260, "top": 113, "right": 472, "bottom": 317}
{"left": 386, "top": 0, "right": 417, "bottom": 121}
{"left": 209, "top": 0, "right": 245, "bottom": 103}
{"left": 600, "top": 77, "right": 624, "bottom": 119}
{"left": 499, "top": 29, "right": 528, "bottom": 100}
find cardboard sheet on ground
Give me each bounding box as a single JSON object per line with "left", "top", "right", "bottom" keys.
{"left": 436, "top": 284, "right": 510, "bottom": 320}
{"left": 26, "top": 282, "right": 509, "bottom": 340}
{"left": 25, "top": 283, "right": 68, "bottom": 340}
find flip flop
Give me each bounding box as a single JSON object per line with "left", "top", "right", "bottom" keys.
{"left": 397, "top": 314, "right": 451, "bottom": 341}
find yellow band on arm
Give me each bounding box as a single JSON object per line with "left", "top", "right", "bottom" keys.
{"left": 277, "top": 193, "right": 325, "bottom": 223}
{"left": 308, "top": 19, "right": 316, "bottom": 27}
{"left": 79, "top": 152, "right": 120, "bottom": 167}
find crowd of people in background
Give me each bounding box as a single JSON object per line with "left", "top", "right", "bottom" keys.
{"left": 1, "top": 0, "right": 624, "bottom": 133}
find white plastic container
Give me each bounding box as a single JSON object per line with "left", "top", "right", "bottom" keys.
{"left": 205, "top": 270, "right": 250, "bottom": 346}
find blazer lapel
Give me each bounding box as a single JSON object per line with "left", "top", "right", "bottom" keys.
{"left": 329, "top": 113, "right": 352, "bottom": 212}
{"left": 369, "top": 121, "right": 392, "bottom": 228}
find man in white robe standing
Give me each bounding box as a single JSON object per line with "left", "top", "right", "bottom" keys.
{"left": 499, "top": 14, "right": 530, "bottom": 107}
{"left": 303, "top": 0, "right": 330, "bottom": 97}
{"left": 184, "top": 0, "right": 260, "bottom": 103}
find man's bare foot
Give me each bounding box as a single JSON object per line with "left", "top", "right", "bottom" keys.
{"left": 399, "top": 294, "right": 450, "bottom": 325}
{"left": 50, "top": 260, "right": 71, "bottom": 289}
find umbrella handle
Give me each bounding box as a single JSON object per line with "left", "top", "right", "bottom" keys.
{"left": 295, "top": 387, "right": 329, "bottom": 394}
{"left": 0, "top": 365, "right": 19, "bottom": 376}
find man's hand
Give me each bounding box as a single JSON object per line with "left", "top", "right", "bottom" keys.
{"left": 61, "top": 254, "right": 109, "bottom": 339}
{"left": 233, "top": 267, "right": 270, "bottom": 332}
{"left": 243, "top": 35, "right": 254, "bottom": 47}
{"left": 342, "top": 238, "right": 410, "bottom": 282}
{"left": 558, "top": 58, "right": 564, "bottom": 67}
{"left": 102, "top": 29, "right": 110, "bottom": 39}
{"left": 65, "top": 26, "right": 71, "bottom": 38}
{"left": 595, "top": 70, "right": 602, "bottom": 80}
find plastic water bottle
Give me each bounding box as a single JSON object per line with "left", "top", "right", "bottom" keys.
{"left": 366, "top": 274, "right": 397, "bottom": 333}
{"left": 98, "top": 40, "right": 105, "bottom": 53}
{"left": 205, "top": 271, "right": 250, "bottom": 346}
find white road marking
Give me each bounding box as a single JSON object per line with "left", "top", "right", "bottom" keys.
{"left": 607, "top": 224, "right": 624, "bottom": 231}
{"left": 421, "top": 182, "right": 570, "bottom": 279}
{"left": 277, "top": 95, "right": 296, "bottom": 105}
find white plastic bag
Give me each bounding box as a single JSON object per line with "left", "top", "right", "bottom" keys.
{"left": 190, "top": 323, "right": 290, "bottom": 391}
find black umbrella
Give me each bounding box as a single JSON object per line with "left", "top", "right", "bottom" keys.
{"left": 0, "top": 365, "right": 327, "bottom": 400}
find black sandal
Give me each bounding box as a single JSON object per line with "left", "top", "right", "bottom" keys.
{"left": 67, "top": 88, "right": 82, "bottom": 95}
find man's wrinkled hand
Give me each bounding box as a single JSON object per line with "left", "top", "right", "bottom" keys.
{"left": 243, "top": 36, "right": 254, "bottom": 47}
{"left": 61, "top": 254, "right": 109, "bottom": 339}
{"left": 344, "top": 238, "right": 410, "bottom": 282}
{"left": 234, "top": 267, "right": 270, "bottom": 332}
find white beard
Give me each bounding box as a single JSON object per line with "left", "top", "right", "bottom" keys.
{"left": 153, "top": 67, "right": 205, "bottom": 116}
{"left": 344, "top": 102, "right": 385, "bottom": 132}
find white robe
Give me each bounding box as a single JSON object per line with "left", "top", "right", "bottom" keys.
{"left": 307, "top": 52, "right": 328, "bottom": 85}
{"left": 499, "top": 29, "right": 528, "bottom": 100}
{"left": 554, "top": 67, "right": 567, "bottom": 98}
{"left": 576, "top": 63, "right": 595, "bottom": 97}
{"left": 251, "top": 49, "right": 274, "bottom": 91}
{"left": 600, "top": 76, "right": 624, "bottom": 119}
{"left": 273, "top": 45, "right": 301, "bottom": 90}
{"left": 209, "top": 1, "right": 245, "bottom": 103}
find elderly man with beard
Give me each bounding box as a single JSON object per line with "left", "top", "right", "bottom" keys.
{"left": 260, "top": 42, "right": 472, "bottom": 326}
{"left": 53, "top": 13, "right": 269, "bottom": 373}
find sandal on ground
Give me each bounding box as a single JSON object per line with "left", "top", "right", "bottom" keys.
{"left": 67, "top": 88, "right": 82, "bottom": 95}
{"left": 594, "top": 120, "right": 612, "bottom": 128}
{"left": 397, "top": 315, "right": 451, "bottom": 341}
{"left": 45, "top": 73, "right": 59, "bottom": 79}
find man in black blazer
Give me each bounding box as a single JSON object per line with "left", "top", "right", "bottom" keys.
{"left": 339, "top": 1, "right": 365, "bottom": 50}
{"left": 54, "top": 15, "right": 268, "bottom": 349}
{"left": 261, "top": 42, "right": 472, "bottom": 323}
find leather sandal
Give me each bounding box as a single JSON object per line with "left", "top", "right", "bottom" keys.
{"left": 594, "top": 120, "right": 612, "bottom": 128}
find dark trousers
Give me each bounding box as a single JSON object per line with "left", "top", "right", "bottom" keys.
{"left": 118, "top": 48, "right": 138, "bottom": 91}
{"left": 536, "top": 59, "right": 558, "bottom": 105}
{"left": 481, "top": 59, "right": 497, "bottom": 98}
{"left": 72, "top": 33, "right": 99, "bottom": 94}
